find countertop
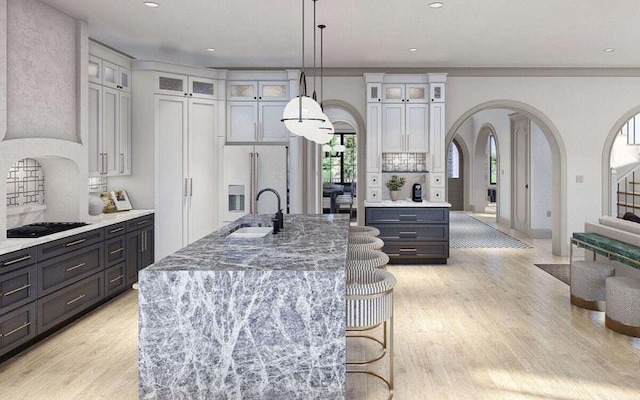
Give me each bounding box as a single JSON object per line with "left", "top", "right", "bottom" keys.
{"left": 0, "top": 209, "right": 154, "bottom": 256}
{"left": 145, "top": 213, "right": 350, "bottom": 272}
{"left": 365, "top": 199, "right": 452, "bottom": 208}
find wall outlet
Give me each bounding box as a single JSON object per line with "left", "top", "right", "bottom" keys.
{"left": 547, "top": 210, "right": 551, "bottom": 217}
{"left": 576, "top": 175, "right": 584, "bottom": 183}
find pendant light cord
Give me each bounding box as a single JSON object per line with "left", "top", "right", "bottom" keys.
{"left": 299, "top": 0, "right": 304, "bottom": 122}
{"left": 312, "top": 0, "right": 317, "bottom": 101}
{"left": 319, "top": 24, "right": 325, "bottom": 109}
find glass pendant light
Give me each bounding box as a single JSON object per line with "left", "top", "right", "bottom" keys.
{"left": 281, "top": 0, "right": 325, "bottom": 136}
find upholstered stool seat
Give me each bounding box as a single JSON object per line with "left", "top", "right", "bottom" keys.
{"left": 346, "top": 249, "right": 389, "bottom": 269}
{"left": 570, "top": 260, "right": 616, "bottom": 311}
{"left": 605, "top": 277, "right": 640, "bottom": 337}
{"left": 346, "top": 267, "right": 397, "bottom": 395}
{"left": 349, "top": 226, "right": 380, "bottom": 237}
{"left": 349, "top": 235, "right": 384, "bottom": 252}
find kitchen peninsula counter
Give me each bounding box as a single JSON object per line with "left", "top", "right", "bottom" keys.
{"left": 138, "top": 213, "right": 349, "bottom": 399}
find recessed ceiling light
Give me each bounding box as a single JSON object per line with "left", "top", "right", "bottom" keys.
{"left": 429, "top": 2, "right": 444, "bottom": 8}
{"left": 603, "top": 48, "right": 615, "bottom": 52}
{"left": 143, "top": 2, "right": 160, "bottom": 7}
{"left": 409, "top": 48, "right": 419, "bottom": 52}
{"left": 206, "top": 48, "right": 216, "bottom": 52}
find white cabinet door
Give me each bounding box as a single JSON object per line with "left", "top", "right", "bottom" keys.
{"left": 227, "top": 101, "right": 258, "bottom": 142}
{"left": 88, "top": 83, "right": 102, "bottom": 176}
{"left": 366, "top": 103, "right": 381, "bottom": 171}
{"left": 382, "top": 104, "right": 404, "bottom": 152}
{"left": 102, "top": 87, "right": 120, "bottom": 176}
{"left": 429, "top": 102, "right": 446, "bottom": 173}
{"left": 155, "top": 95, "right": 188, "bottom": 260}
{"left": 189, "top": 76, "right": 217, "bottom": 99}
{"left": 406, "top": 103, "right": 428, "bottom": 152}
{"left": 382, "top": 84, "right": 405, "bottom": 103}
{"left": 367, "top": 83, "right": 382, "bottom": 103}
{"left": 118, "top": 91, "right": 132, "bottom": 175}
{"left": 119, "top": 67, "right": 131, "bottom": 92}
{"left": 227, "top": 81, "right": 258, "bottom": 101}
{"left": 89, "top": 56, "right": 102, "bottom": 85}
{"left": 188, "top": 98, "right": 218, "bottom": 243}
{"left": 405, "top": 84, "right": 428, "bottom": 103}
{"left": 259, "top": 102, "right": 288, "bottom": 143}
{"left": 103, "top": 61, "right": 119, "bottom": 90}
{"left": 155, "top": 72, "right": 188, "bottom": 96}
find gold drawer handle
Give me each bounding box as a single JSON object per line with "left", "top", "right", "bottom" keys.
{"left": 1, "top": 321, "right": 31, "bottom": 338}
{"left": 109, "top": 248, "right": 124, "bottom": 255}
{"left": 2, "top": 254, "right": 31, "bottom": 267}
{"left": 65, "top": 294, "right": 86, "bottom": 306}
{"left": 65, "top": 239, "right": 87, "bottom": 247}
{"left": 109, "top": 274, "right": 124, "bottom": 284}
{"left": 3, "top": 283, "right": 31, "bottom": 297}
{"left": 65, "top": 263, "right": 86, "bottom": 272}
{"left": 109, "top": 227, "right": 125, "bottom": 234}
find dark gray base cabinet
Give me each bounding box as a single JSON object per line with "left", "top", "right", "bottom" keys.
{"left": 365, "top": 207, "right": 450, "bottom": 264}
{"left": 0, "top": 213, "right": 155, "bottom": 362}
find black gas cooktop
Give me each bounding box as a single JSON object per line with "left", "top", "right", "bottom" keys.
{"left": 7, "top": 222, "right": 88, "bottom": 238}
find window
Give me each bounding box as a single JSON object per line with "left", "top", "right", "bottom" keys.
{"left": 488, "top": 134, "right": 497, "bottom": 185}
{"left": 322, "top": 132, "right": 357, "bottom": 184}
{"left": 447, "top": 142, "right": 460, "bottom": 178}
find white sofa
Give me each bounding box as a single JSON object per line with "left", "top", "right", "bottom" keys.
{"left": 583, "top": 216, "right": 640, "bottom": 279}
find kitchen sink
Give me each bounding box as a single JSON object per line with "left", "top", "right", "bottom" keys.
{"left": 227, "top": 226, "right": 273, "bottom": 238}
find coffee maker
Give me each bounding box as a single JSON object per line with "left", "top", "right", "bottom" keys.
{"left": 412, "top": 183, "right": 423, "bottom": 202}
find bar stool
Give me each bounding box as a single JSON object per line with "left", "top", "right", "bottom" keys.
{"left": 349, "top": 226, "right": 380, "bottom": 237}
{"left": 346, "top": 267, "right": 397, "bottom": 397}
{"left": 349, "top": 235, "right": 384, "bottom": 252}
{"left": 346, "top": 249, "right": 389, "bottom": 270}
{"left": 605, "top": 276, "right": 640, "bottom": 337}
{"left": 570, "top": 260, "right": 616, "bottom": 311}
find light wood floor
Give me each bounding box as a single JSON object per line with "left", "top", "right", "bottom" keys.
{"left": 1, "top": 216, "right": 639, "bottom": 400}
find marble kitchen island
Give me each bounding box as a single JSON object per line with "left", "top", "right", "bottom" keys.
{"left": 138, "top": 214, "right": 349, "bottom": 399}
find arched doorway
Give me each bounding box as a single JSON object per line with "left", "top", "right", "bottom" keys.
{"left": 447, "top": 138, "right": 466, "bottom": 211}
{"left": 446, "top": 100, "right": 567, "bottom": 256}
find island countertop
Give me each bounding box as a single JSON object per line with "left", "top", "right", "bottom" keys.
{"left": 145, "top": 213, "right": 350, "bottom": 272}
{"left": 139, "top": 213, "right": 349, "bottom": 399}
{"left": 365, "top": 199, "right": 452, "bottom": 208}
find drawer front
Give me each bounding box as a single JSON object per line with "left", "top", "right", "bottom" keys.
{"left": 377, "top": 224, "right": 449, "bottom": 241}
{"left": 366, "top": 207, "right": 449, "bottom": 224}
{"left": 0, "top": 302, "right": 37, "bottom": 354}
{"left": 382, "top": 241, "right": 449, "bottom": 259}
{"left": 105, "top": 236, "right": 126, "bottom": 267}
{"left": 0, "top": 247, "right": 36, "bottom": 274}
{"left": 127, "top": 215, "right": 154, "bottom": 231}
{"left": 38, "top": 243, "right": 103, "bottom": 296}
{"left": 0, "top": 265, "right": 37, "bottom": 315}
{"left": 38, "top": 274, "right": 103, "bottom": 333}
{"left": 104, "top": 262, "right": 127, "bottom": 297}
{"left": 38, "top": 229, "right": 104, "bottom": 262}
{"left": 104, "top": 222, "right": 126, "bottom": 240}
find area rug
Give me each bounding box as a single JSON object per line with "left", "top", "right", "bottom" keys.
{"left": 534, "top": 264, "right": 570, "bottom": 284}
{"left": 449, "top": 213, "right": 532, "bottom": 249}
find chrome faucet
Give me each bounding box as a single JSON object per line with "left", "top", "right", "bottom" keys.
{"left": 256, "top": 188, "right": 284, "bottom": 232}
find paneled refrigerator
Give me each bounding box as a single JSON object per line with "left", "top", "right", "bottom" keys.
{"left": 222, "top": 145, "right": 289, "bottom": 224}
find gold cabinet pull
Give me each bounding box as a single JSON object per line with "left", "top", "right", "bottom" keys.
{"left": 3, "top": 283, "right": 31, "bottom": 297}
{"left": 65, "top": 294, "right": 86, "bottom": 306}
{"left": 109, "top": 227, "right": 124, "bottom": 234}
{"left": 109, "top": 274, "right": 124, "bottom": 284}
{"left": 65, "top": 239, "right": 87, "bottom": 247}
{"left": 109, "top": 248, "right": 124, "bottom": 255}
{"left": 1, "top": 321, "right": 31, "bottom": 338}
{"left": 65, "top": 263, "right": 86, "bottom": 272}
{"left": 1, "top": 254, "right": 31, "bottom": 267}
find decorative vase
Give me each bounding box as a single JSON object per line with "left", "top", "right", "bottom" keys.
{"left": 88, "top": 193, "right": 104, "bottom": 216}
{"left": 390, "top": 190, "right": 400, "bottom": 201}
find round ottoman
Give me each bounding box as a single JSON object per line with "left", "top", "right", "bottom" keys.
{"left": 348, "top": 226, "right": 380, "bottom": 237}
{"left": 346, "top": 249, "right": 389, "bottom": 269}
{"left": 570, "top": 260, "right": 616, "bottom": 311}
{"left": 348, "top": 235, "right": 384, "bottom": 252}
{"left": 605, "top": 277, "right": 640, "bottom": 337}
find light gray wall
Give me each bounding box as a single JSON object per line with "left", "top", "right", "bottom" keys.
{"left": 531, "top": 121, "right": 552, "bottom": 231}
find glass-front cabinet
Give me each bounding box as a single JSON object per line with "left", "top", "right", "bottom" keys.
{"left": 382, "top": 84, "right": 428, "bottom": 103}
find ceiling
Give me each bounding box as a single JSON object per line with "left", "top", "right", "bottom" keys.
{"left": 40, "top": 0, "right": 640, "bottom": 71}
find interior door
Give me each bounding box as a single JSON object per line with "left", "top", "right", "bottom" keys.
{"left": 447, "top": 140, "right": 464, "bottom": 211}
{"left": 511, "top": 115, "right": 530, "bottom": 234}
{"left": 188, "top": 98, "right": 217, "bottom": 244}
{"left": 254, "top": 146, "right": 288, "bottom": 215}
{"left": 156, "top": 95, "right": 187, "bottom": 260}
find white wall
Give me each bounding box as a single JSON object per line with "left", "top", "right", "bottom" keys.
{"left": 530, "top": 121, "right": 552, "bottom": 232}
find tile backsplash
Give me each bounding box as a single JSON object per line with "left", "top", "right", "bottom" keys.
{"left": 88, "top": 176, "right": 108, "bottom": 193}
{"left": 381, "top": 172, "right": 427, "bottom": 201}
{"left": 6, "top": 158, "right": 45, "bottom": 208}
{"left": 382, "top": 153, "right": 427, "bottom": 172}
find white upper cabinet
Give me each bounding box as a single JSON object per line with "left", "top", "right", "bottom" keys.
{"left": 381, "top": 102, "right": 428, "bottom": 153}
{"left": 367, "top": 83, "right": 382, "bottom": 103}
{"left": 430, "top": 83, "right": 445, "bottom": 102}
{"left": 88, "top": 43, "right": 132, "bottom": 176}
{"left": 226, "top": 80, "right": 289, "bottom": 143}
{"left": 382, "top": 83, "right": 428, "bottom": 103}
{"left": 189, "top": 76, "right": 217, "bottom": 99}
{"left": 155, "top": 72, "right": 219, "bottom": 99}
